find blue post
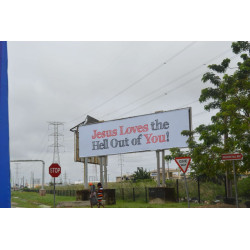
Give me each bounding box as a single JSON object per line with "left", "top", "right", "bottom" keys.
{"left": 0, "top": 41, "right": 11, "bottom": 208}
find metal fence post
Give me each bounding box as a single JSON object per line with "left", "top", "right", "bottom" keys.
{"left": 224, "top": 175, "right": 227, "bottom": 199}
{"left": 184, "top": 173, "right": 190, "bottom": 208}
{"left": 176, "top": 179, "right": 179, "bottom": 202}
{"left": 122, "top": 188, "right": 124, "bottom": 201}
{"left": 198, "top": 176, "right": 201, "bottom": 204}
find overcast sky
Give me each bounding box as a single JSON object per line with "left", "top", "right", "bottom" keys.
{"left": 7, "top": 41, "right": 239, "bottom": 184}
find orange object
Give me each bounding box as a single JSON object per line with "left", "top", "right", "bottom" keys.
{"left": 89, "top": 182, "right": 93, "bottom": 186}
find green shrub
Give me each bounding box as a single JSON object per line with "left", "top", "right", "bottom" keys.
{"left": 237, "top": 177, "right": 250, "bottom": 198}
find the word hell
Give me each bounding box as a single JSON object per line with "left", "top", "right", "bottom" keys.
{"left": 50, "top": 168, "right": 61, "bottom": 174}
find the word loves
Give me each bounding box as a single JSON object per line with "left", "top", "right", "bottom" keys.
{"left": 119, "top": 124, "right": 148, "bottom": 135}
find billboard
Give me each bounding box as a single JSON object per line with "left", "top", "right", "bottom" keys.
{"left": 79, "top": 107, "right": 191, "bottom": 157}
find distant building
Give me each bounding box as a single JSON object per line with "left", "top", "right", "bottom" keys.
{"left": 116, "top": 168, "right": 188, "bottom": 182}
{"left": 74, "top": 180, "right": 84, "bottom": 185}
{"left": 150, "top": 168, "right": 183, "bottom": 180}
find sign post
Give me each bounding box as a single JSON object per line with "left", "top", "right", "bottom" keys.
{"left": 49, "top": 163, "right": 61, "bottom": 208}
{"left": 222, "top": 153, "right": 243, "bottom": 208}
{"left": 175, "top": 157, "right": 191, "bottom": 208}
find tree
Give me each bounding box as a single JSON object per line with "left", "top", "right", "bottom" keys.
{"left": 176, "top": 41, "right": 249, "bottom": 197}
{"left": 132, "top": 167, "right": 151, "bottom": 180}
{"left": 164, "top": 147, "right": 188, "bottom": 161}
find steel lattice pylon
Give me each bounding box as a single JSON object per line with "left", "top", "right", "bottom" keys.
{"left": 48, "top": 122, "right": 64, "bottom": 165}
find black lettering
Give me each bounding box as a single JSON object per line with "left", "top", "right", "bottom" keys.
{"left": 110, "top": 138, "right": 118, "bottom": 148}
{"left": 163, "top": 121, "right": 169, "bottom": 129}
{"left": 92, "top": 141, "right": 100, "bottom": 150}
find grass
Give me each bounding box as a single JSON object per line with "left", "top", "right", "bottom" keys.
{"left": 105, "top": 200, "right": 200, "bottom": 208}
{"left": 11, "top": 191, "right": 76, "bottom": 208}
{"left": 12, "top": 191, "right": 202, "bottom": 208}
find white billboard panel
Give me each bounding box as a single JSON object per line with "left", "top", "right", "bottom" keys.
{"left": 79, "top": 108, "right": 191, "bottom": 157}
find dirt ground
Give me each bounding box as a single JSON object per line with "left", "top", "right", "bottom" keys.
{"left": 198, "top": 203, "right": 247, "bottom": 208}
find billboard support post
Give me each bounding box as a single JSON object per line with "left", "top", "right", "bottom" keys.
{"left": 162, "top": 150, "right": 166, "bottom": 187}
{"left": 104, "top": 158, "right": 108, "bottom": 188}
{"left": 84, "top": 158, "right": 88, "bottom": 189}
{"left": 100, "top": 157, "right": 103, "bottom": 184}
{"left": 156, "top": 151, "right": 160, "bottom": 187}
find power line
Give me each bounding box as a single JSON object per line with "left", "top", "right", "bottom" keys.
{"left": 116, "top": 74, "right": 202, "bottom": 118}
{"left": 175, "top": 99, "right": 200, "bottom": 109}
{"left": 107, "top": 51, "right": 240, "bottom": 119}
{"left": 66, "top": 42, "right": 197, "bottom": 125}
{"left": 100, "top": 48, "right": 232, "bottom": 119}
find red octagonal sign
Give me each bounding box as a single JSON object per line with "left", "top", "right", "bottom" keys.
{"left": 49, "top": 163, "right": 61, "bottom": 178}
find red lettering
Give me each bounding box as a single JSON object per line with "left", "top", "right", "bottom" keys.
{"left": 137, "top": 125, "right": 143, "bottom": 132}
{"left": 97, "top": 132, "right": 102, "bottom": 139}
{"left": 92, "top": 130, "right": 98, "bottom": 139}
{"left": 92, "top": 129, "right": 118, "bottom": 139}
{"left": 120, "top": 126, "right": 124, "bottom": 135}
{"left": 152, "top": 136, "right": 158, "bottom": 143}
{"left": 158, "top": 135, "right": 167, "bottom": 143}
{"left": 121, "top": 124, "right": 149, "bottom": 135}
{"left": 143, "top": 124, "right": 148, "bottom": 132}
{"left": 144, "top": 134, "right": 167, "bottom": 144}
{"left": 102, "top": 131, "right": 106, "bottom": 138}
{"left": 144, "top": 133, "right": 152, "bottom": 144}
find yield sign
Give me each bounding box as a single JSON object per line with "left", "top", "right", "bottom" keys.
{"left": 175, "top": 157, "right": 191, "bottom": 173}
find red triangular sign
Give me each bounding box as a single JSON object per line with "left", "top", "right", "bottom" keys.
{"left": 175, "top": 157, "right": 191, "bottom": 173}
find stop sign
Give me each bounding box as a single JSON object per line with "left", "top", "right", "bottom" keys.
{"left": 49, "top": 163, "right": 61, "bottom": 178}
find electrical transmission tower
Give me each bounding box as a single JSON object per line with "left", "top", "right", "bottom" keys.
{"left": 48, "top": 122, "right": 64, "bottom": 164}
